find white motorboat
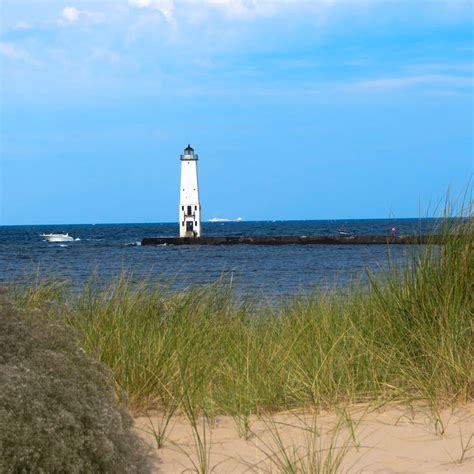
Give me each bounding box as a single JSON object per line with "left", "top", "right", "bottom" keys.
{"left": 41, "top": 233, "right": 74, "bottom": 242}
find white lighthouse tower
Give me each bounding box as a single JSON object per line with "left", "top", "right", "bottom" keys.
{"left": 179, "top": 144, "right": 201, "bottom": 237}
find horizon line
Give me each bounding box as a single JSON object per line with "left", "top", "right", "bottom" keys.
{"left": 0, "top": 216, "right": 447, "bottom": 227}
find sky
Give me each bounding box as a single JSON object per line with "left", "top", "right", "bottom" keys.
{"left": 0, "top": 0, "right": 472, "bottom": 225}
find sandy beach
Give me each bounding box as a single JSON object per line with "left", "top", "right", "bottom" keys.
{"left": 134, "top": 403, "right": 474, "bottom": 473}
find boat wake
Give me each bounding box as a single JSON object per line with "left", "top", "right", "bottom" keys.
{"left": 125, "top": 241, "right": 141, "bottom": 247}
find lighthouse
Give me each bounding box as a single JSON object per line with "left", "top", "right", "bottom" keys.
{"left": 179, "top": 144, "right": 201, "bottom": 237}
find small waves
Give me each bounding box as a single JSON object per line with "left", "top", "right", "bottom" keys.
{"left": 0, "top": 219, "right": 441, "bottom": 296}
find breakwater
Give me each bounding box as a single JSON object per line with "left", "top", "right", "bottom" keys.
{"left": 141, "top": 235, "right": 440, "bottom": 246}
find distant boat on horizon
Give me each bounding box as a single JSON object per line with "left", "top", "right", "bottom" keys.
{"left": 208, "top": 217, "right": 243, "bottom": 223}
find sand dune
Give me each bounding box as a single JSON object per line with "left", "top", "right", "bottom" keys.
{"left": 134, "top": 403, "right": 474, "bottom": 473}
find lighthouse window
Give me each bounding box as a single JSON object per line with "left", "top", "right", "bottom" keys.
{"left": 181, "top": 206, "right": 184, "bottom": 211}
{"left": 187, "top": 205, "right": 192, "bottom": 215}
{"left": 194, "top": 206, "right": 197, "bottom": 210}
{"left": 195, "top": 221, "right": 197, "bottom": 226}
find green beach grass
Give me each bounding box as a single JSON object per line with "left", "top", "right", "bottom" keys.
{"left": 7, "top": 216, "right": 473, "bottom": 416}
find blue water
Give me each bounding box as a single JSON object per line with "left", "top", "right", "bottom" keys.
{"left": 0, "top": 219, "right": 438, "bottom": 295}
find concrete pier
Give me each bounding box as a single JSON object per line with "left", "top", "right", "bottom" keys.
{"left": 141, "top": 235, "right": 440, "bottom": 246}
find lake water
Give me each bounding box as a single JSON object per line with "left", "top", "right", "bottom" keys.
{"left": 0, "top": 219, "right": 438, "bottom": 295}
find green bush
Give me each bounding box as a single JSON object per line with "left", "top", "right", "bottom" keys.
{"left": 0, "top": 297, "right": 150, "bottom": 473}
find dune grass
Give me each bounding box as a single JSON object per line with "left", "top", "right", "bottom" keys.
{"left": 7, "top": 216, "right": 473, "bottom": 416}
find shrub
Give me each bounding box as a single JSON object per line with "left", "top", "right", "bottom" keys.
{"left": 0, "top": 297, "right": 150, "bottom": 473}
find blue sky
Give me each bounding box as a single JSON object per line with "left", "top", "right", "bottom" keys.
{"left": 1, "top": 0, "right": 472, "bottom": 225}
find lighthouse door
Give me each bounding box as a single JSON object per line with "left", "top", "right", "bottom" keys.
{"left": 186, "top": 221, "right": 194, "bottom": 232}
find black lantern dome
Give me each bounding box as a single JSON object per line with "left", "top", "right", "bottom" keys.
{"left": 181, "top": 144, "right": 198, "bottom": 160}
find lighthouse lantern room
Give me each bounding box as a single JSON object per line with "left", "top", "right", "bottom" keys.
{"left": 179, "top": 144, "right": 201, "bottom": 237}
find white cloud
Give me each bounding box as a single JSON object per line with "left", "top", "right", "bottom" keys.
{"left": 128, "top": 0, "right": 282, "bottom": 24}
{"left": 129, "top": 0, "right": 153, "bottom": 7}
{"left": 59, "top": 6, "right": 104, "bottom": 25}
{"left": 62, "top": 6, "right": 81, "bottom": 23}
{"left": 172, "top": 0, "right": 286, "bottom": 22}
{"left": 14, "top": 21, "right": 31, "bottom": 31}
{"left": 203, "top": 0, "right": 276, "bottom": 19}
{"left": 349, "top": 74, "right": 473, "bottom": 91}
{"left": 255, "top": 73, "right": 473, "bottom": 98}
{"left": 126, "top": 0, "right": 357, "bottom": 28}
{"left": 0, "top": 42, "right": 24, "bottom": 59}
{"left": 129, "top": 0, "right": 175, "bottom": 23}
{"left": 0, "top": 42, "right": 40, "bottom": 65}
